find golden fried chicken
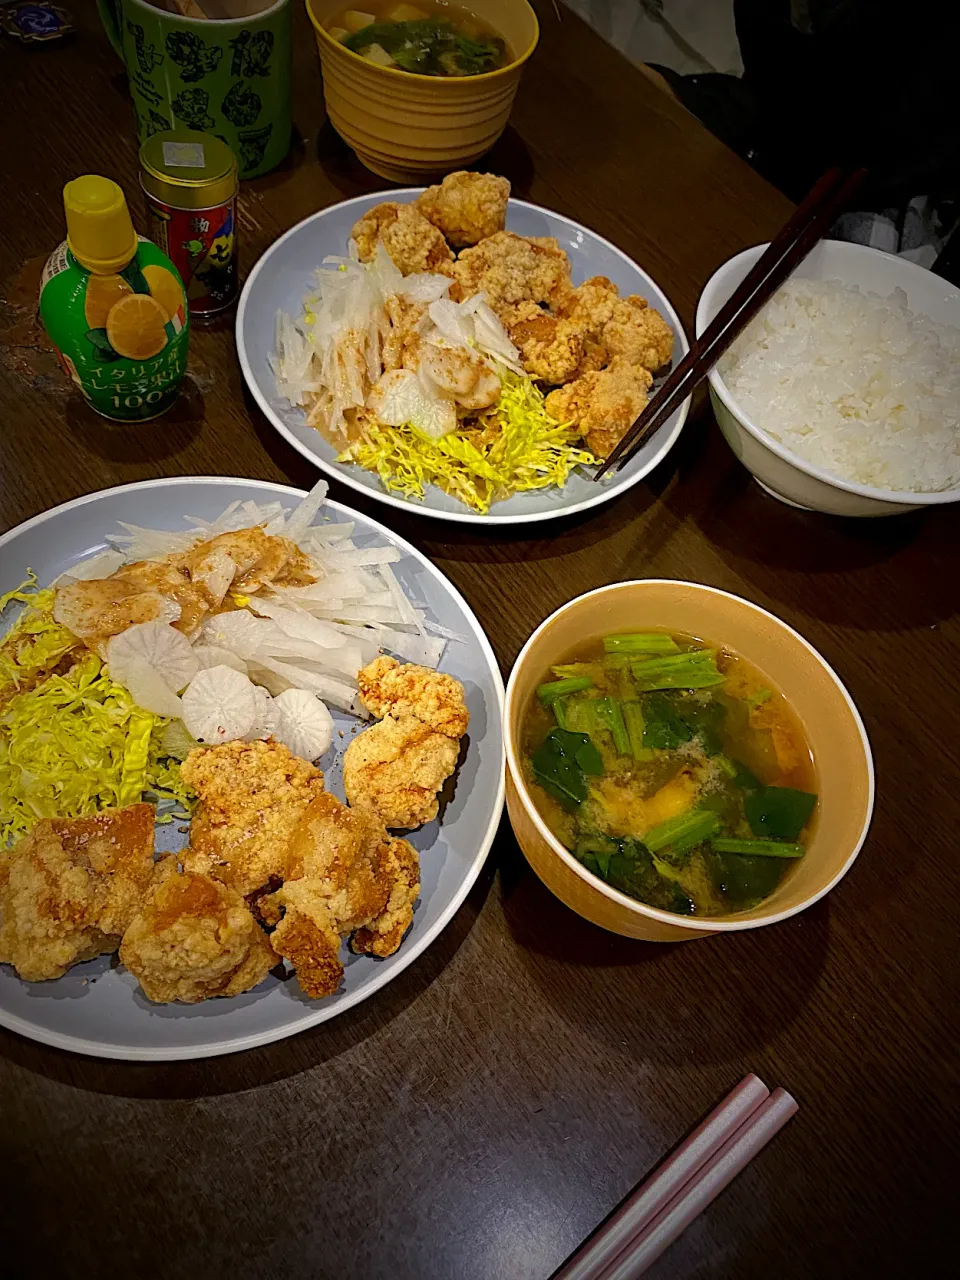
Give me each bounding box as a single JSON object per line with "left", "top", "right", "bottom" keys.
{"left": 416, "top": 171, "right": 510, "bottom": 247}
{"left": 262, "top": 886, "right": 344, "bottom": 999}
{"left": 345, "top": 659, "right": 468, "bottom": 829}
{"left": 506, "top": 302, "right": 585, "bottom": 384}
{"left": 451, "top": 232, "right": 572, "bottom": 316}
{"left": 119, "top": 857, "right": 277, "bottom": 1004}
{"left": 351, "top": 835, "right": 420, "bottom": 958}
{"left": 558, "top": 275, "right": 674, "bottom": 373}
{"left": 257, "top": 792, "right": 419, "bottom": 996}
{"left": 344, "top": 715, "right": 461, "bottom": 830}
{"left": 258, "top": 792, "right": 388, "bottom": 997}
{"left": 545, "top": 358, "right": 654, "bottom": 458}
{"left": 357, "top": 655, "right": 470, "bottom": 738}
{"left": 181, "top": 740, "right": 324, "bottom": 896}
{"left": 0, "top": 804, "right": 155, "bottom": 982}
{"left": 350, "top": 201, "right": 454, "bottom": 276}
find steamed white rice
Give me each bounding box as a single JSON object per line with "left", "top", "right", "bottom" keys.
{"left": 719, "top": 278, "right": 960, "bottom": 492}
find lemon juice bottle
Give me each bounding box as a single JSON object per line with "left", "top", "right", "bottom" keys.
{"left": 39, "top": 175, "right": 189, "bottom": 422}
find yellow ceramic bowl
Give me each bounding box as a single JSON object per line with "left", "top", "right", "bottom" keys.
{"left": 306, "top": 1, "right": 539, "bottom": 182}
{"left": 505, "top": 580, "right": 875, "bottom": 941}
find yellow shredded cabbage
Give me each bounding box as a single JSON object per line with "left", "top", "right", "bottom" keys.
{"left": 340, "top": 372, "right": 597, "bottom": 514}
{"left": 0, "top": 587, "right": 194, "bottom": 844}
{"left": 0, "top": 571, "right": 80, "bottom": 699}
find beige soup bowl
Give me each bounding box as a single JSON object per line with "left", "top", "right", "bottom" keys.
{"left": 306, "top": 1, "right": 539, "bottom": 182}
{"left": 505, "top": 580, "right": 874, "bottom": 941}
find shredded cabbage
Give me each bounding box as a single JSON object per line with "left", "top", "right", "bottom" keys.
{"left": 0, "top": 646, "right": 193, "bottom": 846}
{"left": 339, "top": 371, "right": 597, "bottom": 513}
{"left": 0, "top": 573, "right": 80, "bottom": 699}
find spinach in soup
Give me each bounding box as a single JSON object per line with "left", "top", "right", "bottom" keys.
{"left": 329, "top": 5, "right": 509, "bottom": 77}
{"left": 523, "top": 631, "right": 819, "bottom": 917}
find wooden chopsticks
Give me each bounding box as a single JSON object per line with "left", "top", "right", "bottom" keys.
{"left": 594, "top": 165, "right": 868, "bottom": 479}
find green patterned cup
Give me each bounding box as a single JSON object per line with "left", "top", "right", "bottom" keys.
{"left": 97, "top": 0, "right": 291, "bottom": 178}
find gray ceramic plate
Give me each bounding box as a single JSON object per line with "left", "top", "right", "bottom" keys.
{"left": 237, "top": 192, "right": 690, "bottom": 525}
{"left": 0, "top": 478, "right": 504, "bottom": 1060}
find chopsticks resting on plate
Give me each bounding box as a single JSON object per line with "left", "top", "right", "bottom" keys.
{"left": 553, "top": 1074, "right": 798, "bottom": 1280}
{"left": 594, "top": 165, "right": 868, "bottom": 479}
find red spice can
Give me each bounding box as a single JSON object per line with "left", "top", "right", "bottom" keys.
{"left": 139, "top": 129, "right": 239, "bottom": 319}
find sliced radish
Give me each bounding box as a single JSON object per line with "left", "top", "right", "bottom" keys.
{"left": 116, "top": 654, "right": 185, "bottom": 720}
{"left": 202, "top": 611, "right": 280, "bottom": 658}
{"left": 272, "top": 689, "right": 334, "bottom": 761}
{"left": 244, "top": 684, "right": 279, "bottom": 742}
{"left": 107, "top": 620, "right": 199, "bottom": 694}
{"left": 192, "top": 643, "right": 247, "bottom": 674}
{"left": 181, "top": 665, "right": 259, "bottom": 745}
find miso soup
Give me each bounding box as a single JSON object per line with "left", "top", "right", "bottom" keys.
{"left": 327, "top": 4, "right": 510, "bottom": 77}
{"left": 522, "top": 630, "right": 819, "bottom": 917}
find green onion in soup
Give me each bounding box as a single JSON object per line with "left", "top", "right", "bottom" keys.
{"left": 523, "top": 630, "right": 819, "bottom": 917}
{"left": 327, "top": 5, "right": 510, "bottom": 76}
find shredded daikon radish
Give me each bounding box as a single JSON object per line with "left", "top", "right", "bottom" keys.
{"left": 78, "top": 483, "right": 449, "bottom": 760}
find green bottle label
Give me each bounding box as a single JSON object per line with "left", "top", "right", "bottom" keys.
{"left": 39, "top": 238, "right": 190, "bottom": 422}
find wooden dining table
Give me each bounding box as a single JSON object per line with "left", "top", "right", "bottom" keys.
{"left": 1, "top": 2, "right": 956, "bottom": 1276}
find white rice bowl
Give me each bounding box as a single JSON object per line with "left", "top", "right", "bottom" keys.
{"left": 697, "top": 240, "right": 960, "bottom": 515}
{"left": 719, "top": 277, "right": 960, "bottom": 493}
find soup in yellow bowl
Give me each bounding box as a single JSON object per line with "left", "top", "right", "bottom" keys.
{"left": 505, "top": 580, "right": 874, "bottom": 942}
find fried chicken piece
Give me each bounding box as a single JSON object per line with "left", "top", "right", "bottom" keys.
{"left": 416, "top": 171, "right": 510, "bottom": 247}
{"left": 451, "top": 232, "right": 572, "bottom": 316}
{"left": 357, "top": 655, "right": 470, "bottom": 738}
{"left": 345, "top": 657, "right": 469, "bottom": 829}
{"left": 350, "top": 201, "right": 454, "bottom": 276}
{"left": 264, "top": 890, "right": 344, "bottom": 999}
{"left": 119, "top": 858, "right": 277, "bottom": 1004}
{"left": 351, "top": 835, "right": 420, "bottom": 958}
{"left": 603, "top": 306, "right": 675, "bottom": 372}
{"left": 558, "top": 275, "right": 674, "bottom": 373}
{"left": 0, "top": 804, "right": 155, "bottom": 982}
{"left": 344, "top": 715, "right": 460, "bottom": 830}
{"left": 577, "top": 338, "right": 609, "bottom": 376}
{"left": 181, "top": 740, "right": 324, "bottom": 896}
{"left": 545, "top": 358, "right": 654, "bottom": 458}
{"left": 260, "top": 792, "right": 391, "bottom": 997}
{"left": 506, "top": 301, "right": 585, "bottom": 384}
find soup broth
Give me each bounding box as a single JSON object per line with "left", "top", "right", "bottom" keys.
{"left": 522, "top": 630, "right": 819, "bottom": 918}
{"left": 327, "top": 4, "right": 510, "bottom": 76}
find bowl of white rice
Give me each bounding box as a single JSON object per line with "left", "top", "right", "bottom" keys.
{"left": 696, "top": 240, "right": 960, "bottom": 516}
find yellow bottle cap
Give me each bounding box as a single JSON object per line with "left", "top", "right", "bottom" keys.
{"left": 63, "top": 176, "right": 139, "bottom": 275}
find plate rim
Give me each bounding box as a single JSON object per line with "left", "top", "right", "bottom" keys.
{"left": 236, "top": 190, "right": 691, "bottom": 526}
{"left": 0, "top": 476, "right": 505, "bottom": 1061}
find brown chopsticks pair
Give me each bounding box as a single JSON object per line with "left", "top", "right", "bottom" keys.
{"left": 594, "top": 165, "right": 868, "bottom": 479}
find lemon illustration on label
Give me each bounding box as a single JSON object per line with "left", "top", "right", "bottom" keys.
{"left": 143, "top": 263, "right": 185, "bottom": 324}
{"left": 106, "top": 293, "right": 169, "bottom": 360}
{"left": 84, "top": 273, "right": 133, "bottom": 329}
{"left": 40, "top": 177, "right": 190, "bottom": 422}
